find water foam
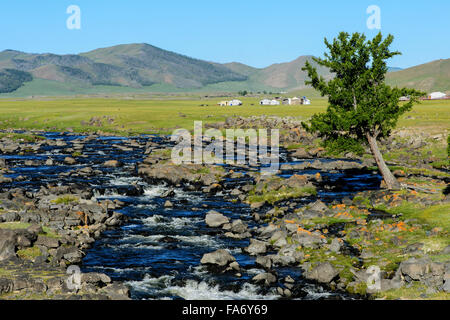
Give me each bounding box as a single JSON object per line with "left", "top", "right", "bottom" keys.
{"left": 143, "top": 215, "right": 202, "bottom": 229}
{"left": 144, "top": 185, "right": 168, "bottom": 197}
{"left": 164, "top": 280, "right": 280, "bottom": 300}
{"left": 174, "top": 235, "right": 221, "bottom": 248}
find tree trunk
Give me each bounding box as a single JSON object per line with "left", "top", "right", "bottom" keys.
{"left": 366, "top": 133, "right": 401, "bottom": 190}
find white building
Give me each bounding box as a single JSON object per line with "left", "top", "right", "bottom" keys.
{"left": 428, "top": 92, "right": 447, "bottom": 100}
{"left": 260, "top": 99, "right": 271, "bottom": 105}
{"left": 260, "top": 99, "right": 280, "bottom": 105}
{"left": 229, "top": 99, "right": 242, "bottom": 106}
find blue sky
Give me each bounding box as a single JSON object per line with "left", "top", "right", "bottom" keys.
{"left": 1, "top": 0, "right": 448, "bottom": 68}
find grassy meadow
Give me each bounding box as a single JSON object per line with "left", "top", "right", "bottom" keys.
{"left": 0, "top": 96, "right": 327, "bottom": 135}
{"left": 0, "top": 96, "right": 448, "bottom": 136}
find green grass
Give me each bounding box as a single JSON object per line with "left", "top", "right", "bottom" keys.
{"left": 301, "top": 246, "right": 361, "bottom": 283}
{"left": 371, "top": 165, "right": 450, "bottom": 178}
{"left": 0, "top": 222, "right": 60, "bottom": 239}
{"left": 0, "top": 97, "right": 447, "bottom": 137}
{"left": 248, "top": 185, "right": 317, "bottom": 204}
{"left": 190, "top": 167, "right": 211, "bottom": 174}
{"left": 41, "top": 226, "right": 61, "bottom": 239}
{"left": 16, "top": 246, "right": 42, "bottom": 260}
{"left": 395, "top": 100, "right": 450, "bottom": 134}
{"left": 51, "top": 195, "right": 79, "bottom": 205}
{"left": 0, "top": 96, "right": 328, "bottom": 135}
{"left": 0, "top": 222, "right": 32, "bottom": 229}
{"left": 373, "top": 281, "right": 450, "bottom": 300}
{"left": 381, "top": 202, "right": 450, "bottom": 231}
{"left": 347, "top": 201, "right": 450, "bottom": 274}
{"left": 383, "top": 135, "right": 449, "bottom": 171}
{"left": 352, "top": 195, "right": 372, "bottom": 207}
{"left": 0, "top": 132, "right": 45, "bottom": 143}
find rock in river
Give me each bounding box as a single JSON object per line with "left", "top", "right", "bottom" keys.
{"left": 104, "top": 160, "right": 122, "bottom": 168}
{"left": 64, "top": 157, "right": 77, "bottom": 165}
{"left": 205, "top": 210, "right": 229, "bottom": 228}
{"left": 252, "top": 272, "right": 277, "bottom": 286}
{"left": 200, "top": 249, "right": 237, "bottom": 272}
{"left": 245, "top": 239, "right": 267, "bottom": 256}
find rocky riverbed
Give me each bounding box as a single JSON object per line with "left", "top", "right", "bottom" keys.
{"left": 0, "top": 128, "right": 448, "bottom": 300}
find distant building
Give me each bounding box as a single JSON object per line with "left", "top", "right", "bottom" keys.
{"left": 229, "top": 99, "right": 243, "bottom": 106}
{"left": 290, "top": 97, "right": 302, "bottom": 105}
{"left": 260, "top": 98, "right": 272, "bottom": 105}
{"left": 218, "top": 99, "right": 243, "bottom": 106}
{"left": 302, "top": 97, "right": 311, "bottom": 105}
{"left": 282, "top": 98, "right": 291, "bottom": 105}
{"left": 265, "top": 96, "right": 312, "bottom": 105}
{"left": 260, "top": 98, "right": 280, "bottom": 105}
{"left": 399, "top": 96, "right": 410, "bottom": 101}
{"left": 428, "top": 92, "right": 447, "bottom": 100}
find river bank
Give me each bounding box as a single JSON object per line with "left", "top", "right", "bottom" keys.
{"left": 0, "top": 125, "right": 448, "bottom": 300}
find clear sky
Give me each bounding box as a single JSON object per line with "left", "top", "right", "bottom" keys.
{"left": 1, "top": 0, "right": 449, "bottom": 68}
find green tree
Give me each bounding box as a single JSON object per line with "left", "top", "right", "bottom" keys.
{"left": 447, "top": 135, "right": 450, "bottom": 158}
{"left": 302, "top": 32, "right": 424, "bottom": 189}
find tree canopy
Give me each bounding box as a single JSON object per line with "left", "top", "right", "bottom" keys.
{"left": 302, "top": 32, "right": 425, "bottom": 189}
{"left": 302, "top": 32, "right": 424, "bottom": 154}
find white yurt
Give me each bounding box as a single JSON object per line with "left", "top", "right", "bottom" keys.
{"left": 428, "top": 92, "right": 447, "bottom": 100}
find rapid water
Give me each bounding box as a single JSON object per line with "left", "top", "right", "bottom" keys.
{"left": 0, "top": 132, "right": 381, "bottom": 300}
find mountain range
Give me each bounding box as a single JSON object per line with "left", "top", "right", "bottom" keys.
{"left": 0, "top": 43, "right": 448, "bottom": 96}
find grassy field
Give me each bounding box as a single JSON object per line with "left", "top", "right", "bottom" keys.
{"left": 0, "top": 96, "right": 448, "bottom": 135}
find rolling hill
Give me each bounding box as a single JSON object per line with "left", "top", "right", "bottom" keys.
{"left": 247, "top": 55, "right": 333, "bottom": 90}
{"left": 0, "top": 43, "right": 447, "bottom": 96}
{"left": 80, "top": 43, "right": 247, "bottom": 88}
{"left": 386, "top": 59, "right": 450, "bottom": 93}
{"left": 0, "top": 44, "right": 248, "bottom": 94}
